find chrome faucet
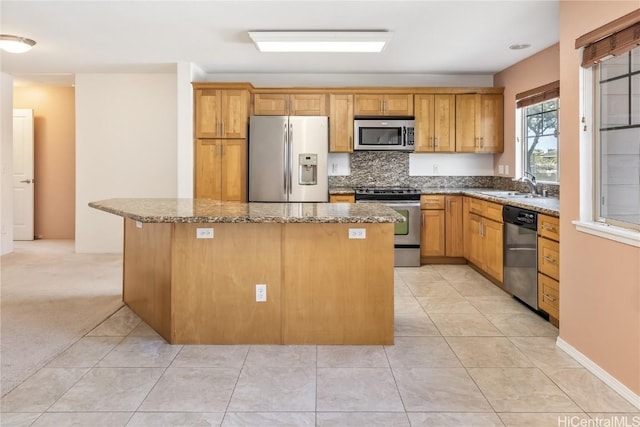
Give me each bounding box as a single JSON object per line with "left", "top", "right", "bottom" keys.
{"left": 519, "top": 172, "right": 538, "bottom": 195}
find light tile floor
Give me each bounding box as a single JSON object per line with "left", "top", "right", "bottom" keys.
{"left": 1, "top": 264, "right": 639, "bottom": 427}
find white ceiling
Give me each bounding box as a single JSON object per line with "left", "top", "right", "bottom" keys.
{"left": 1, "top": 0, "right": 559, "bottom": 86}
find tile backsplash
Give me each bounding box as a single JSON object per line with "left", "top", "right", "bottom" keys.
{"left": 328, "top": 151, "right": 560, "bottom": 197}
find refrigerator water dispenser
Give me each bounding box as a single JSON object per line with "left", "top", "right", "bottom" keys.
{"left": 298, "top": 154, "right": 318, "bottom": 185}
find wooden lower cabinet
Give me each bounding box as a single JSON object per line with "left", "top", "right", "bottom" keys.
{"left": 463, "top": 197, "right": 503, "bottom": 283}
{"left": 445, "top": 196, "right": 464, "bottom": 257}
{"left": 421, "top": 209, "right": 445, "bottom": 257}
{"left": 329, "top": 194, "right": 355, "bottom": 203}
{"left": 538, "top": 273, "right": 559, "bottom": 319}
{"left": 195, "top": 139, "right": 247, "bottom": 201}
{"left": 123, "top": 219, "right": 395, "bottom": 345}
{"left": 420, "top": 195, "right": 464, "bottom": 260}
{"left": 537, "top": 213, "right": 560, "bottom": 323}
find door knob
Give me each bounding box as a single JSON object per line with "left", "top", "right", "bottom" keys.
{"left": 20, "top": 179, "right": 32, "bottom": 184}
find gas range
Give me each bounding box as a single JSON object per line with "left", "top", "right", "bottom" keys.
{"left": 354, "top": 186, "right": 421, "bottom": 201}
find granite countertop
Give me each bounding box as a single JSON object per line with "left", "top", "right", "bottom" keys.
{"left": 329, "top": 187, "right": 356, "bottom": 195}
{"left": 328, "top": 186, "right": 559, "bottom": 217}
{"left": 89, "top": 198, "right": 405, "bottom": 224}
{"left": 420, "top": 187, "right": 560, "bottom": 216}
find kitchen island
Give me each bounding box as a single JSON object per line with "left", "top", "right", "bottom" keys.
{"left": 89, "top": 199, "right": 403, "bottom": 345}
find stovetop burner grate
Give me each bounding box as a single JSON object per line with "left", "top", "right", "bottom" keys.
{"left": 354, "top": 186, "right": 421, "bottom": 200}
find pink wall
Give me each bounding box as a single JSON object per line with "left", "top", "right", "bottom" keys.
{"left": 493, "top": 44, "right": 559, "bottom": 178}
{"left": 14, "top": 86, "right": 75, "bottom": 239}
{"left": 559, "top": 1, "right": 640, "bottom": 396}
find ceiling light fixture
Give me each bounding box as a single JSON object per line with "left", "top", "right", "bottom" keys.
{"left": 248, "top": 31, "right": 391, "bottom": 53}
{"left": 509, "top": 43, "right": 531, "bottom": 50}
{"left": 0, "top": 34, "right": 36, "bottom": 53}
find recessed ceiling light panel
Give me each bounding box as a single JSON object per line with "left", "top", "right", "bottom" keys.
{"left": 0, "top": 34, "right": 36, "bottom": 53}
{"left": 248, "top": 31, "right": 391, "bottom": 53}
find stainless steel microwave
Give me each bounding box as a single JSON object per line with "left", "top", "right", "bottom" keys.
{"left": 354, "top": 118, "right": 415, "bottom": 152}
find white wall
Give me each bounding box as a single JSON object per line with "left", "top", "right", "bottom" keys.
{"left": 75, "top": 73, "right": 178, "bottom": 253}
{"left": 176, "top": 63, "right": 194, "bottom": 198}
{"left": 1, "top": 73, "right": 14, "bottom": 254}
{"left": 203, "top": 73, "right": 494, "bottom": 88}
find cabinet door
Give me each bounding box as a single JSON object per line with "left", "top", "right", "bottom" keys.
{"left": 385, "top": 94, "right": 414, "bottom": 116}
{"left": 478, "top": 94, "right": 503, "bottom": 153}
{"left": 455, "top": 94, "right": 478, "bottom": 152}
{"left": 414, "top": 95, "right": 434, "bottom": 152}
{"left": 253, "top": 93, "right": 288, "bottom": 116}
{"left": 220, "top": 90, "right": 249, "bottom": 138}
{"left": 290, "top": 94, "right": 327, "bottom": 116}
{"left": 195, "top": 89, "right": 221, "bottom": 138}
{"left": 433, "top": 95, "right": 455, "bottom": 152}
{"left": 483, "top": 218, "right": 504, "bottom": 282}
{"left": 220, "top": 139, "right": 247, "bottom": 202}
{"left": 445, "top": 196, "right": 464, "bottom": 257}
{"left": 467, "top": 213, "right": 483, "bottom": 267}
{"left": 354, "top": 94, "right": 384, "bottom": 116}
{"left": 421, "top": 209, "right": 445, "bottom": 257}
{"left": 329, "top": 94, "right": 354, "bottom": 152}
{"left": 195, "top": 139, "right": 222, "bottom": 199}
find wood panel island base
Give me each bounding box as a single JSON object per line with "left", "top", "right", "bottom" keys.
{"left": 89, "top": 199, "right": 402, "bottom": 345}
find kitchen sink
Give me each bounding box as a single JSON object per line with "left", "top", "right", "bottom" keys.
{"left": 478, "top": 190, "right": 537, "bottom": 199}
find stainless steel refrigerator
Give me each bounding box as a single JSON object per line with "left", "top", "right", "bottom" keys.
{"left": 249, "top": 116, "right": 328, "bottom": 202}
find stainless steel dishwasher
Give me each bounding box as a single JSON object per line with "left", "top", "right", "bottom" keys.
{"left": 503, "top": 205, "right": 538, "bottom": 310}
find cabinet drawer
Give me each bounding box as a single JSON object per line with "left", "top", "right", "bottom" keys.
{"left": 538, "top": 237, "right": 559, "bottom": 281}
{"left": 538, "top": 214, "right": 560, "bottom": 241}
{"left": 329, "top": 194, "right": 354, "bottom": 203}
{"left": 421, "top": 195, "right": 445, "bottom": 210}
{"left": 467, "top": 197, "right": 485, "bottom": 215}
{"left": 483, "top": 201, "right": 503, "bottom": 223}
{"left": 538, "top": 273, "right": 559, "bottom": 319}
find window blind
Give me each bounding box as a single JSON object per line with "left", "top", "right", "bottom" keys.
{"left": 576, "top": 8, "right": 640, "bottom": 68}
{"left": 516, "top": 81, "right": 560, "bottom": 109}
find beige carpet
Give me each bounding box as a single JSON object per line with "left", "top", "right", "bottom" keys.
{"left": 0, "top": 240, "right": 123, "bottom": 396}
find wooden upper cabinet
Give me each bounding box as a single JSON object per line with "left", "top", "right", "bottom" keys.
{"left": 414, "top": 94, "right": 455, "bottom": 152}
{"left": 253, "top": 93, "right": 327, "bottom": 116}
{"left": 329, "top": 94, "right": 354, "bottom": 153}
{"left": 354, "top": 94, "right": 413, "bottom": 116}
{"left": 455, "top": 94, "right": 503, "bottom": 153}
{"left": 194, "top": 89, "right": 249, "bottom": 139}
{"left": 195, "top": 139, "right": 247, "bottom": 202}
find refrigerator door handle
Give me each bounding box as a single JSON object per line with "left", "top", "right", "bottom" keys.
{"left": 283, "top": 122, "right": 288, "bottom": 194}
{"left": 288, "top": 123, "right": 293, "bottom": 193}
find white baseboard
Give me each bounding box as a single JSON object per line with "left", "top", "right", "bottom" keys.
{"left": 556, "top": 337, "right": 640, "bottom": 410}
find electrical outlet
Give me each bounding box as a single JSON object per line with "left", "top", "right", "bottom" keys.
{"left": 136, "top": 221, "right": 143, "bottom": 228}
{"left": 505, "top": 165, "right": 510, "bottom": 175}
{"left": 348, "top": 228, "right": 366, "bottom": 239}
{"left": 433, "top": 164, "right": 439, "bottom": 174}
{"left": 256, "top": 284, "right": 267, "bottom": 302}
{"left": 196, "top": 228, "right": 214, "bottom": 239}
{"left": 498, "top": 165, "right": 504, "bottom": 174}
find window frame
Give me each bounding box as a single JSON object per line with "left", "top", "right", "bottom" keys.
{"left": 520, "top": 98, "right": 560, "bottom": 184}
{"left": 573, "top": 48, "right": 640, "bottom": 247}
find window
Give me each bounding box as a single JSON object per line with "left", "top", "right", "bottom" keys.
{"left": 521, "top": 99, "right": 559, "bottom": 183}
{"left": 595, "top": 47, "right": 640, "bottom": 230}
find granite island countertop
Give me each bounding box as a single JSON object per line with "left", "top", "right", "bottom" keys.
{"left": 89, "top": 198, "right": 405, "bottom": 224}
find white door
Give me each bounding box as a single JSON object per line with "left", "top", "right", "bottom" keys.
{"left": 13, "top": 109, "right": 35, "bottom": 241}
